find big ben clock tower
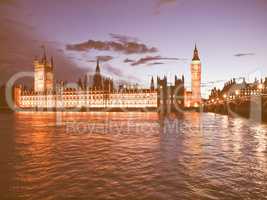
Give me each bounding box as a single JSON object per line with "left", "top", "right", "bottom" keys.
{"left": 191, "top": 44, "right": 202, "bottom": 107}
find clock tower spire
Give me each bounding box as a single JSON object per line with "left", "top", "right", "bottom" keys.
{"left": 193, "top": 43, "right": 200, "bottom": 61}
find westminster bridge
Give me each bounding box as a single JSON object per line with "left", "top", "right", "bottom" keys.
{"left": 204, "top": 78, "right": 267, "bottom": 122}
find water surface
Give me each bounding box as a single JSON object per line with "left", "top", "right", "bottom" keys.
{"left": 0, "top": 112, "right": 266, "bottom": 199}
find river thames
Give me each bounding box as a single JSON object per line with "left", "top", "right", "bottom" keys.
{"left": 0, "top": 112, "right": 266, "bottom": 199}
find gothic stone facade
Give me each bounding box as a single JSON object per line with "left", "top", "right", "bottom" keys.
{"left": 14, "top": 50, "right": 188, "bottom": 112}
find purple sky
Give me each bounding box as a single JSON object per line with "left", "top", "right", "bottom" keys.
{"left": 1, "top": 0, "right": 267, "bottom": 97}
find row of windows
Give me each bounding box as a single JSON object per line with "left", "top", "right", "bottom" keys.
{"left": 21, "top": 93, "right": 157, "bottom": 99}
{"left": 21, "top": 101, "right": 157, "bottom": 107}
{"left": 22, "top": 100, "right": 157, "bottom": 104}
{"left": 21, "top": 95, "right": 157, "bottom": 101}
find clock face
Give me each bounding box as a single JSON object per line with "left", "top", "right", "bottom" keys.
{"left": 193, "top": 65, "right": 200, "bottom": 70}
{"left": 191, "top": 64, "right": 201, "bottom": 77}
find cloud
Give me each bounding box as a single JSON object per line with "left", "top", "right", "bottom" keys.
{"left": 66, "top": 35, "right": 157, "bottom": 55}
{"left": 130, "top": 55, "right": 184, "bottom": 66}
{"left": 234, "top": 53, "right": 255, "bottom": 57}
{"left": 123, "top": 58, "right": 135, "bottom": 63}
{"left": 96, "top": 55, "right": 113, "bottom": 62}
{"left": 87, "top": 55, "right": 113, "bottom": 63}
{"left": 147, "top": 62, "right": 165, "bottom": 66}
{"left": 154, "top": 0, "right": 178, "bottom": 14}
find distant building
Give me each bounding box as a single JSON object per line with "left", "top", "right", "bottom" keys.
{"left": 207, "top": 77, "right": 267, "bottom": 101}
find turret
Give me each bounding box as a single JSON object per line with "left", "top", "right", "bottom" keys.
{"left": 41, "top": 45, "right": 47, "bottom": 63}
{"left": 150, "top": 77, "right": 155, "bottom": 91}
{"left": 34, "top": 46, "right": 54, "bottom": 93}
{"left": 93, "top": 59, "right": 103, "bottom": 90}
{"left": 51, "top": 56, "right": 54, "bottom": 69}
{"left": 96, "top": 59, "right": 100, "bottom": 74}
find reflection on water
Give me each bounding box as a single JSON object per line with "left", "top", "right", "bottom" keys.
{"left": 0, "top": 112, "right": 267, "bottom": 199}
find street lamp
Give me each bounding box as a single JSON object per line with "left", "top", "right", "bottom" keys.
{"left": 258, "top": 84, "right": 264, "bottom": 90}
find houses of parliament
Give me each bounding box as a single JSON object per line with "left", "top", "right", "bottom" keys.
{"left": 13, "top": 45, "right": 202, "bottom": 112}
